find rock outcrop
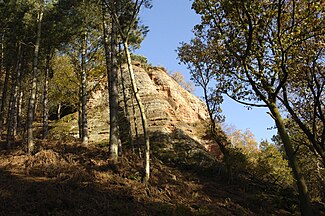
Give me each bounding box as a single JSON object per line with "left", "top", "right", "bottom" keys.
{"left": 51, "top": 63, "right": 210, "bottom": 145}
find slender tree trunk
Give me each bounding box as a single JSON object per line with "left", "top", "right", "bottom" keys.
{"left": 27, "top": 1, "right": 43, "bottom": 154}
{"left": 16, "top": 83, "right": 23, "bottom": 137}
{"left": 131, "top": 95, "right": 141, "bottom": 158}
{"left": 34, "top": 83, "right": 40, "bottom": 119}
{"left": 80, "top": 31, "right": 88, "bottom": 145}
{"left": 42, "top": 53, "right": 50, "bottom": 139}
{"left": 118, "top": 44, "right": 134, "bottom": 153}
{"left": 202, "top": 87, "right": 232, "bottom": 180}
{"left": 0, "top": 32, "right": 4, "bottom": 132}
{"left": 269, "top": 103, "right": 313, "bottom": 216}
{"left": 7, "top": 43, "right": 22, "bottom": 148}
{"left": 124, "top": 40, "right": 150, "bottom": 182}
{"left": 102, "top": 2, "right": 120, "bottom": 159}
{"left": 107, "top": 20, "right": 120, "bottom": 162}
{"left": 0, "top": 64, "right": 10, "bottom": 134}
{"left": 78, "top": 101, "right": 82, "bottom": 139}
{"left": 57, "top": 103, "right": 61, "bottom": 120}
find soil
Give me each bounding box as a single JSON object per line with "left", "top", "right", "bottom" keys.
{"left": 1, "top": 135, "right": 320, "bottom": 216}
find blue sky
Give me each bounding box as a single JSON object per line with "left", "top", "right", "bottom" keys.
{"left": 135, "top": 0, "right": 277, "bottom": 141}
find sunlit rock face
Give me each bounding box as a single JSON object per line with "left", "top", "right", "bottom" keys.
{"left": 52, "top": 63, "right": 212, "bottom": 146}
{"left": 134, "top": 65, "right": 209, "bottom": 135}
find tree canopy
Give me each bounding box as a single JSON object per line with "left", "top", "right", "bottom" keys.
{"left": 178, "top": 0, "right": 325, "bottom": 215}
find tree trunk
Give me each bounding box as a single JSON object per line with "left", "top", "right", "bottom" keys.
{"left": 78, "top": 101, "right": 82, "bottom": 139}
{"left": 102, "top": 2, "right": 123, "bottom": 161}
{"left": 202, "top": 87, "right": 232, "bottom": 181}
{"left": 102, "top": 4, "right": 120, "bottom": 161}
{"left": 124, "top": 40, "right": 150, "bottom": 182}
{"left": 107, "top": 20, "right": 120, "bottom": 162}
{"left": 57, "top": 103, "right": 61, "bottom": 120}
{"left": 131, "top": 95, "right": 141, "bottom": 158}
{"left": 7, "top": 43, "right": 22, "bottom": 148}
{"left": 0, "top": 64, "right": 10, "bottom": 133}
{"left": 42, "top": 53, "right": 50, "bottom": 139}
{"left": 269, "top": 103, "right": 313, "bottom": 216}
{"left": 0, "top": 32, "right": 4, "bottom": 133}
{"left": 118, "top": 44, "right": 134, "bottom": 153}
{"left": 16, "top": 84, "right": 23, "bottom": 137}
{"left": 34, "top": 83, "right": 40, "bottom": 119}
{"left": 27, "top": 1, "right": 43, "bottom": 154}
{"left": 80, "top": 31, "right": 88, "bottom": 146}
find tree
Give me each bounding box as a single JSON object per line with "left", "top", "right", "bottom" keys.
{"left": 169, "top": 71, "right": 195, "bottom": 93}
{"left": 274, "top": 120, "right": 325, "bottom": 202}
{"left": 6, "top": 43, "right": 22, "bottom": 147}
{"left": 102, "top": 1, "right": 121, "bottom": 162}
{"left": 103, "top": 0, "right": 151, "bottom": 182}
{"left": 27, "top": 0, "right": 44, "bottom": 154}
{"left": 225, "top": 126, "right": 258, "bottom": 155}
{"left": 49, "top": 55, "right": 79, "bottom": 116}
{"left": 279, "top": 41, "right": 325, "bottom": 167}
{"left": 39, "top": 0, "right": 72, "bottom": 139}
{"left": 256, "top": 140, "right": 293, "bottom": 188}
{"left": 0, "top": 0, "right": 28, "bottom": 136}
{"left": 0, "top": 32, "right": 4, "bottom": 130}
{"left": 52, "top": 0, "right": 104, "bottom": 144}
{"left": 178, "top": 0, "right": 325, "bottom": 214}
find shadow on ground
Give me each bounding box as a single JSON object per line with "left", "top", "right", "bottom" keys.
{"left": 0, "top": 129, "right": 323, "bottom": 216}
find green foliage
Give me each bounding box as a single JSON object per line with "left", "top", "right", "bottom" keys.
{"left": 273, "top": 121, "right": 325, "bottom": 202}
{"left": 227, "top": 147, "right": 251, "bottom": 174}
{"left": 179, "top": 1, "right": 324, "bottom": 212}
{"left": 226, "top": 140, "right": 294, "bottom": 190}
{"left": 169, "top": 71, "right": 195, "bottom": 93}
{"left": 222, "top": 126, "right": 293, "bottom": 189}
{"left": 180, "top": 0, "right": 324, "bottom": 107}
{"left": 225, "top": 127, "right": 258, "bottom": 153}
{"left": 256, "top": 141, "right": 293, "bottom": 188}
{"left": 296, "top": 145, "right": 325, "bottom": 202}
{"left": 131, "top": 53, "right": 148, "bottom": 65}
{"left": 104, "top": 0, "right": 150, "bottom": 48}
{"left": 49, "top": 55, "right": 79, "bottom": 109}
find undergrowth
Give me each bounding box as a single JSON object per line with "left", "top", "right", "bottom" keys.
{"left": 0, "top": 135, "right": 324, "bottom": 216}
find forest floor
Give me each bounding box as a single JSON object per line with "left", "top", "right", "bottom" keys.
{"left": 0, "top": 136, "right": 324, "bottom": 216}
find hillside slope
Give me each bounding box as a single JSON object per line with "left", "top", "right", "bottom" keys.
{"left": 1, "top": 64, "right": 322, "bottom": 215}
{"left": 0, "top": 138, "right": 304, "bottom": 216}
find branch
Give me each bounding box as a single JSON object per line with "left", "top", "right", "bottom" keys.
{"left": 125, "top": 0, "right": 145, "bottom": 38}
{"left": 274, "top": 50, "right": 288, "bottom": 99}
{"left": 226, "top": 92, "right": 267, "bottom": 107}
{"left": 241, "top": 1, "right": 253, "bottom": 59}
{"left": 244, "top": 63, "right": 270, "bottom": 105}
{"left": 278, "top": 87, "right": 317, "bottom": 146}
{"left": 104, "top": 0, "right": 145, "bottom": 43}
{"left": 285, "top": 32, "right": 325, "bottom": 53}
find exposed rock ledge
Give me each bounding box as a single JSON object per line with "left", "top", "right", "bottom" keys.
{"left": 52, "top": 64, "right": 211, "bottom": 145}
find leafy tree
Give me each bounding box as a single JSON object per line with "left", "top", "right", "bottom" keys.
{"left": 177, "top": 36, "right": 234, "bottom": 179}
{"left": 49, "top": 55, "right": 79, "bottom": 115}
{"left": 225, "top": 126, "right": 258, "bottom": 158}
{"left": 169, "top": 71, "right": 195, "bottom": 93}
{"left": 40, "top": 0, "right": 75, "bottom": 139}
{"left": 49, "top": 0, "right": 104, "bottom": 144}
{"left": 178, "top": 0, "right": 325, "bottom": 214}
{"left": 0, "top": 0, "right": 33, "bottom": 136}
{"left": 256, "top": 140, "right": 293, "bottom": 188}
{"left": 279, "top": 41, "right": 325, "bottom": 167}
{"left": 274, "top": 120, "right": 325, "bottom": 202}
